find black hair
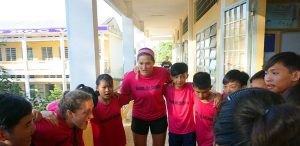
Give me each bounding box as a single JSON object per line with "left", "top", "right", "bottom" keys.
{"left": 170, "top": 62, "right": 188, "bottom": 77}
{"left": 249, "top": 70, "right": 265, "bottom": 83}
{"left": 76, "top": 84, "right": 98, "bottom": 108}
{"left": 0, "top": 94, "right": 32, "bottom": 132}
{"left": 58, "top": 90, "right": 92, "bottom": 120}
{"left": 223, "top": 69, "right": 249, "bottom": 86}
{"left": 96, "top": 74, "right": 113, "bottom": 87}
{"left": 214, "top": 88, "right": 284, "bottom": 146}
{"left": 283, "top": 83, "right": 300, "bottom": 106}
{"left": 193, "top": 72, "right": 211, "bottom": 89}
{"left": 263, "top": 52, "right": 300, "bottom": 72}
{"left": 252, "top": 104, "right": 300, "bottom": 146}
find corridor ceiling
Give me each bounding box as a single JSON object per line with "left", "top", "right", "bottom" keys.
{"left": 107, "top": 0, "right": 188, "bottom": 39}
{"left": 132, "top": 0, "right": 187, "bottom": 38}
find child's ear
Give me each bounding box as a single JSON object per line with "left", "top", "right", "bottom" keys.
{"left": 66, "top": 110, "right": 74, "bottom": 119}
{"left": 291, "top": 71, "right": 300, "bottom": 82}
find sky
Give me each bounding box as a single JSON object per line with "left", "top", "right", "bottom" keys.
{"left": 0, "top": 0, "right": 122, "bottom": 30}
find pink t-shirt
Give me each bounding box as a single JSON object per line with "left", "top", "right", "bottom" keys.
{"left": 47, "top": 100, "right": 59, "bottom": 111}
{"left": 92, "top": 94, "right": 129, "bottom": 146}
{"left": 194, "top": 97, "right": 217, "bottom": 146}
{"left": 121, "top": 67, "right": 171, "bottom": 120}
{"left": 32, "top": 110, "right": 84, "bottom": 146}
{"left": 164, "top": 83, "right": 195, "bottom": 134}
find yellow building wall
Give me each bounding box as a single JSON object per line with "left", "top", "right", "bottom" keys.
{"left": 1, "top": 40, "right": 64, "bottom": 61}
{"left": 225, "top": 0, "right": 241, "bottom": 7}
{"left": 254, "top": 0, "right": 266, "bottom": 72}
{"left": 1, "top": 42, "right": 22, "bottom": 61}
{"left": 27, "top": 41, "right": 61, "bottom": 60}
{"left": 193, "top": 2, "right": 222, "bottom": 91}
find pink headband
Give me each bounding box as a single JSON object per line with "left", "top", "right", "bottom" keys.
{"left": 137, "top": 48, "right": 154, "bottom": 58}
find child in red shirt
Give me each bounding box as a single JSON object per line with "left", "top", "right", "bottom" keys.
{"left": 164, "top": 63, "right": 196, "bottom": 146}
{"left": 92, "top": 74, "right": 131, "bottom": 146}
{"left": 193, "top": 72, "right": 218, "bottom": 146}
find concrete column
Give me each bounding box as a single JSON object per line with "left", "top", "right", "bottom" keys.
{"left": 65, "top": 0, "right": 100, "bottom": 89}
{"left": 188, "top": 0, "right": 195, "bottom": 81}
{"left": 219, "top": 0, "right": 226, "bottom": 91}
{"left": 99, "top": 34, "right": 105, "bottom": 74}
{"left": 122, "top": 15, "right": 135, "bottom": 73}
{"left": 179, "top": 19, "right": 183, "bottom": 44}
{"left": 21, "top": 36, "right": 30, "bottom": 98}
{"left": 59, "top": 34, "right": 67, "bottom": 91}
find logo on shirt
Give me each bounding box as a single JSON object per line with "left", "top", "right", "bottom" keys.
{"left": 195, "top": 111, "right": 214, "bottom": 122}
{"left": 168, "top": 99, "right": 189, "bottom": 105}
{"left": 99, "top": 113, "right": 121, "bottom": 123}
{"left": 136, "top": 85, "right": 161, "bottom": 90}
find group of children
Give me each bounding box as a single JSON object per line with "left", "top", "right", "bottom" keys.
{"left": 0, "top": 51, "right": 299, "bottom": 146}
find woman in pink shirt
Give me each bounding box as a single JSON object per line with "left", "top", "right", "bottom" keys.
{"left": 121, "top": 48, "right": 171, "bottom": 146}
{"left": 32, "top": 90, "right": 94, "bottom": 146}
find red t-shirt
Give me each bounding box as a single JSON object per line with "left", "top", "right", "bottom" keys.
{"left": 120, "top": 67, "right": 171, "bottom": 120}
{"left": 194, "top": 97, "right": 217, "bottom": 146}
{"left": 164, "top": 83, "right": 195, "bottom": 134}
{"left": 32, "top": 110, "right": 84, "bottom": 146}
{"left": 92, "top": 94, "right": 129, "bottom": 146}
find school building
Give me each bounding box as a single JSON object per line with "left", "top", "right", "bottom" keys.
{"left": 1, "top": 0, "right": 300, "bottom": 98}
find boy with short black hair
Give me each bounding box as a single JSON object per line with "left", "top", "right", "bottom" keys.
{"left": 193, "top": 72, "right": 218, "bottom": 146}
{"left": 264, "top": 52, "right": 300, "bottom": 95}
{"left": 222, "top": 69, "right": 249, "bottom": 96}
{"left": 0, "top": 94, "right": 35, "bottom": 146}
{"left": 164, "top": 62, "right": 196, "bottom": 146}
{"left": 249, "top": 70, "right": 267, "bottom": 89}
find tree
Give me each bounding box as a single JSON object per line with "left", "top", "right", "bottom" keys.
{"left": 0, "top": 66, "right": 23, "bottom": 95}
{"left": 30, "top": 85, "right": 63, "bottom": 110}
{"left": 153, "top": 42, "right": 173, "bottom": 64}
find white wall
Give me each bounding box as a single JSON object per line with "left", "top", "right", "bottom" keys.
{"left": 110, "top": 35, "right": 124, "bottom": 79}
{"left": 281, "top": 32, "right": 300, "bottom": 55}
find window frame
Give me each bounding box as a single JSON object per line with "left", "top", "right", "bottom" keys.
{"left": 41, "top": 47, "right": 53, "bottom": 60}
{"left": 27, "top": 47, "right": 33, "bottom": 61}
{"left": 5, "top": 48, "right": 17, "bottom": 61}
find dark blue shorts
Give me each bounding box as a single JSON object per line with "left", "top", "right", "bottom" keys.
{"left": 131, "top": 115, "right": 168, "bottom": 135}
{"left": 169, "top": 131, "right": 196, "bottom": 146}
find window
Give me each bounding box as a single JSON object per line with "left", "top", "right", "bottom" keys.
{"left": 65, "top": 47, "right": 68, "bottom": 59}
{"left": 5, "top": 48, "right": 16, "bottom": 61}
{"left": 196, "top": 23, "right": 217, "bottom": 89}
{"left": 0, "top": 48, "right": 2, "bottom": 61}
{"left": 17, "top": 75, "right": 25, "bottom": 78}
{"left": 182, "top": 17, "right": 188, "bottom": 35}
{"left": 223, "top": 3, "right": 248, "bottom": 74}
{"left": 195, "top": 0, "right": 217, "bottom": 22}
{"left": 27, "top": 48, "right": 33, "bottom": 61}
{"left": 59, "top": 47, "right": 68, "bottom": 59}
{"left": 183, "top": 41, "right": 188, "bottom": 64}
{"left": 41, "top": 47, "right": 53, "bottom": 60}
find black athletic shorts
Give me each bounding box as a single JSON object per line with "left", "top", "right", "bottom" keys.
{"left": 131, "top": 115, "right": 168, "bottom": 135}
